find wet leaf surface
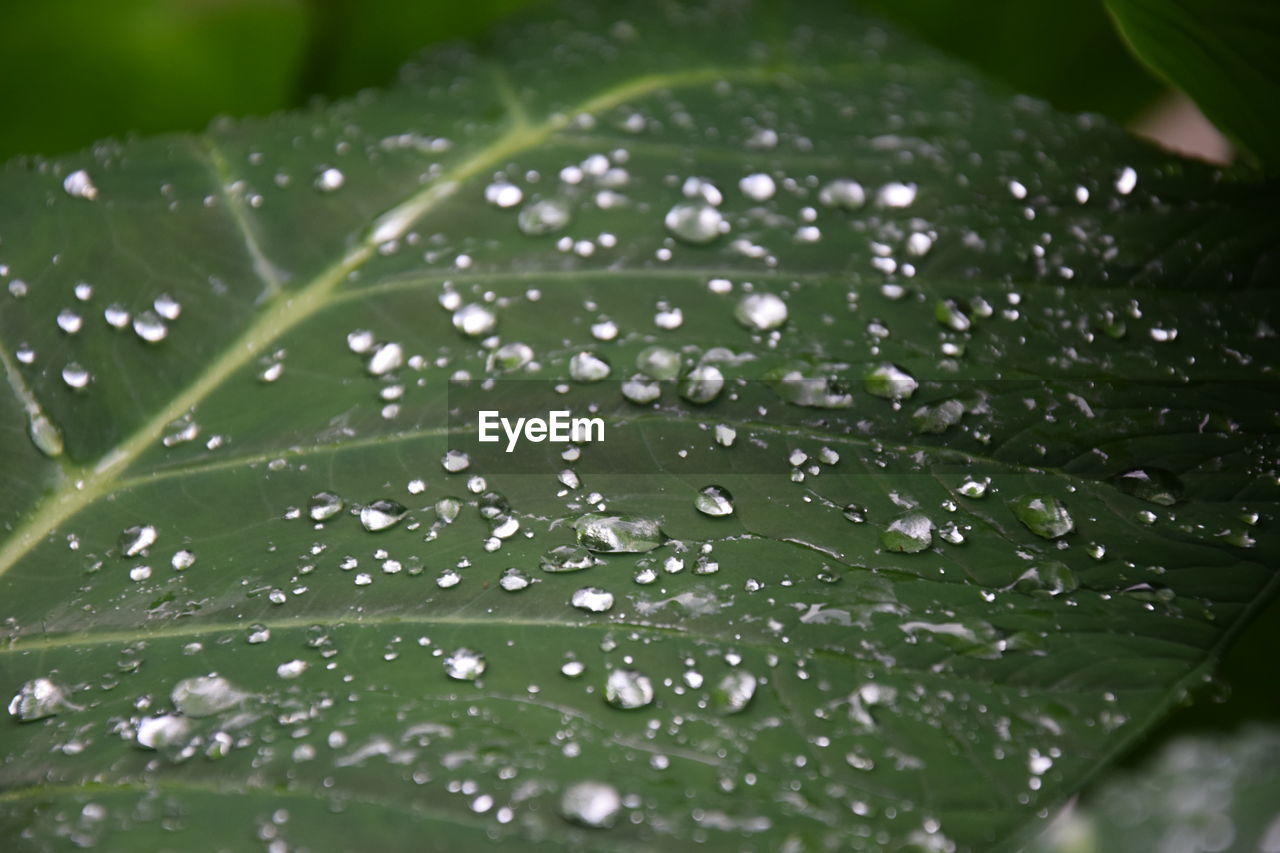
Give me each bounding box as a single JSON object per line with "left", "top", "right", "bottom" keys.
{"left": 1, "top": 1, "right": 1278, "bottom": 849}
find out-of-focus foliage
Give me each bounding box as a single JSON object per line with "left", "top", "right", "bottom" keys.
{"left": 0, "top": 0, "right": 1165, "bottom": 162}
{"left": 1106, "top": 0, "right": 1280, "bottom": 171}
{"left": 0, "top": 0, "right": 310, "bottom": 161}
{"left": 1027, "top": 727, "right": 1280, "bottom": 853}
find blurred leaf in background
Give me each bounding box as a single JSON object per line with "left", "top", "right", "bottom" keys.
{"left": 0, "top": 0, "right": 310, "bottom": 161}
{"left": 1105, "top": 0, "right": 1280, "bottom": 171}
{"left": 0, "top": 0, "right": 1169, "bottom": 163}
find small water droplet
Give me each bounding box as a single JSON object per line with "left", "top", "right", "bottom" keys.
{"left": 713, "top": 670, "right": 757, "bottom": 714}
{"left": 540, "top": 544, "right": 594, "bottom": 573}
{"left": 864, "top": 363, "right": 918, "bottom": 400}
{"left": 61, "top": 363, "right": 92, "bottom": 389}
{"left": 499, "top": 567, "right": 534, "bottom": 592}
{"left": 441, "top": 450, "right": 471, "bottom": 473}
{"left": 569, "top": 351, "right": 611, "bottom": 382}
{"left": 484, "top": 180, "right": 523, "bottom": 208}
{"left": 679, "top": 364, "right": 724, "bottom": 404}
{"left": 119, "top": 524, "right": 157, "bottom": 557}
{"left": 1111, "top": 468, "right": 1183, "bottom": 506}
{"left": 517, "top": 198, "right": 572, "bottom": 235}
{"left": 314, "top": 167, "right": 345, "bottom": 192}
{"left": 453, "top": 303, "right": 497, "bottom": 337}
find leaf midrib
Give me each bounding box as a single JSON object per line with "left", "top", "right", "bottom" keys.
{"left": 0, "top": 64, "right": 781, "bottom": 581}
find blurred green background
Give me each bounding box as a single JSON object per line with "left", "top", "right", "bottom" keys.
{"left": 0, "top": 0, "right": 1172, "bottom": 162}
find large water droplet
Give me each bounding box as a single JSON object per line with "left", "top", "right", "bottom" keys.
{"left": 1012, "top": 561, "right": 1079, "bottom": 597}
{"left": 171, "top": 675, "right": 249, "bottom": 717}
{"left": 135, "top": 714, "right": 192, "bottom": 750}
{"left": 1111, "top": 468, "right": 1183, "bottom": 506}
{"left": 818, "top": 179, "right": 866, "bottom": 210}
{"left": 739, "top": 173, "right": 776, "bottom": 202}
{"left": 453, "top": 303, "right": 497, "bottom": 337}
{"left": 8, "top": 677, "right": 73, "bottom": 721}
{"left": 359, "top": 499, "right": 407, "bottom": 532}
{"left": 63, "top": 169, "right": 99, "bottom": 200}
{"left": 119, "top": 524, "right": 157, "bottom": 557}
{"left": 605, "top": 668, "right": 654, "bottom": 709}
{"left": 678, "top": 364, "right": 724, "bottom": 404}
{"left": 636, "top": 346, "right": 681, "bottom": 380}
{"left": 1010, "top": 494, "right": 1074, "bottom": 539}
{"left": 569, "top": 351, "right": 611, "bottom": 382}
{"left": 571, "top": 587, "right": 615, "bottom": 613}
{"left": 664, "top": 201, "right": 726, "bottom": 244}
{"left": 517, "top": 198, "right": 572, "bottom": 235}
{"left": 713, "top": 670, "right": 757, "bottom": 714}
{"left": 864, "top": 363, "right": 918, "bottom": 400}
{"left": 560, "top": 780, "right": 621, "bottom": 829}
{"left": 734, "top": 293, "right": 788, "bottom": 331}
{"left": 443, "top": 648, "right": 486, "bottom": 681}
{"left": 366, "top": 342, "right": 403, "bottom": 376}
{"left": 540, "top": 544, "right": 594, "bottom": 573}
{"left": 572, "top": 514, "right": 664, "bottom": 553}
{"left": 499, "top": 567, "right": 534, "bottom": 591}
{"left": 881, "top": 512, "right": 933, "bottom": 553}
{"left": 308, "top": 491, "right": 345, "bottom": 522}
{"left": 695, "top": 485, "right": 735, "bottom": 517}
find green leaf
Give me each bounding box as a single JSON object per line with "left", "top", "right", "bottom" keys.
{"left": 1105, "top": 0, "right": 1280, "bottom": 169}
{"left": 1028, "top": 726, "right": 1280, "bottom": 852}
{"left": 1, "top": 1, "right": 1278, "bottom": 849}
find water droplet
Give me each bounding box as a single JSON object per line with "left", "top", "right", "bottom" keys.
{"left": 171, "top": 675, "right": 249, "bottom": 717}
{"left": 694, "top": 485, "right": 735, "bottom": 517}
{"left": 843, "top": 504, "right": 868, "bottom": 523}
{"left": 28, "top": 414, "right": 64, "bottom": 458}
{"left": 935, "top": 299, "right": 971, "bottom": 331}
{"left": 679, "top": 364, "right": 724, "bottom": 404}
{"left": 484, "top": 180, "right": 523, "bottom": 208}
{"left": 63, "top": 169, "right": 99, "bottom": 200}
{"left": 605, "top": 668, "right": 653, "bottom": 709}
{"left": 818, "top": 179, "right": 866, "bottom": 210}
{"left": 366, "top": 342, "right": 403, "bottom": 375}
{"left": 569, "top": 351, "right": 611, "bottom": 382}
{"left": 489, "top": 341, "right": 533, "bottom": 372}
{"left": 664, "top": 201, "right": 726, "bottom": 244}
{"left": 1115, "top": 166, "right": 1138, "bottom": 195}
{"left": 561, "top": 660, "right": 586, "bottom": 678}
{"left": 308, "top": 491, "right": 345, "bottom": 521}
{"left": 1111, "top": 468, "right": 1183, "bottom": 506}
{"left": 881, "top": 512, "right": 933, "bottom": 553}
{"left": 154, "top": 294, "right": 181, "bottom": 321}
{"left": 8, "top": 677, "right": 74, "bottom": 721}
{"left": 571, "top": 587, "right": 615, "bottom": 613}
{"left": 61, "top": 363, "right": 91, "bottom": 389}
{"left": 119, "top": 524, "right": 157, "bottom": 557}
{"left": 453, "top": 303, "right": 497, "bottom": 337}
{"left": 713, "top": 670, "right": 757, "bottom": 714}
{"left": 637, "top": 346, "right": 681, "bottom": 380}
{"left": 56, "top": 309, "right": 83, "bottom": 334}
{"left": 499, "top": 568, "right": 533, "bottom": 591}
{"left": 621, "top": 375, "right": 661, "bottom": 404}
{"left": 864, "top": 363, "right": 918, "bottom": 400}
{"left": 540, "top": 544, "right": 593, "bottom": 573}
{"left": 441, "top": 450, "right": 471, "bottom": 473}
{"left": 560, "top": 780, "right": 621, "bottom": 829}
{"left": 276, "top": 659, "right": 307, "bottom": 679}
{"left": 246, "top": 624, "right": 270, "bottom": 644}
{"left": 1009, "top": 494, "right": 1074, "bottom": 539}
{"left": 734, "top": 293, "right": 788, "bottom": 331}
{"left": 1012, "top": 561, "right": 1079, "bottom": 597}
{"left": 171, "top": 549, "right": 196, "bottom": 571}
{"left": 517, "top": 198, "right": 572, "bottom": 235}
{"left": 104, "top": 304, "right": 130, "bottom": 329}
{"left": 739, "top": 173, "right": 776, "bottom": 201}
{"left": 133, "top": 310, "right": 168, "bottom": 343}
{"left": 572, "top": 514, "right": 664, "bottom": 552}
{"left": 877, "top": 182, "right": 917, "bottom": 208}
{"left": 135, "top": 714, "right": 191, "bottom": 750}
{"left": 314, "top": 167, "right": 345, "bottom": 192}
{"left": 958, "top": 477, "right": 990, "bottom": 499}
{"left": 444, "top": 648, "right": 486, "bottom": 681}
{"left": 767, "top": 363, "right": 853, "bottom": 408}
{"left": 359, "top": 499, "right": 407, "bottom": 532}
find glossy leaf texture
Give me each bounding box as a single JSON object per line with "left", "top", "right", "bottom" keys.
{"left": 1106, "top": 0, "right": 1280, "bottom": 170}
{"left": 1, "top": 1, "right": 1279, "bottom": 850}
